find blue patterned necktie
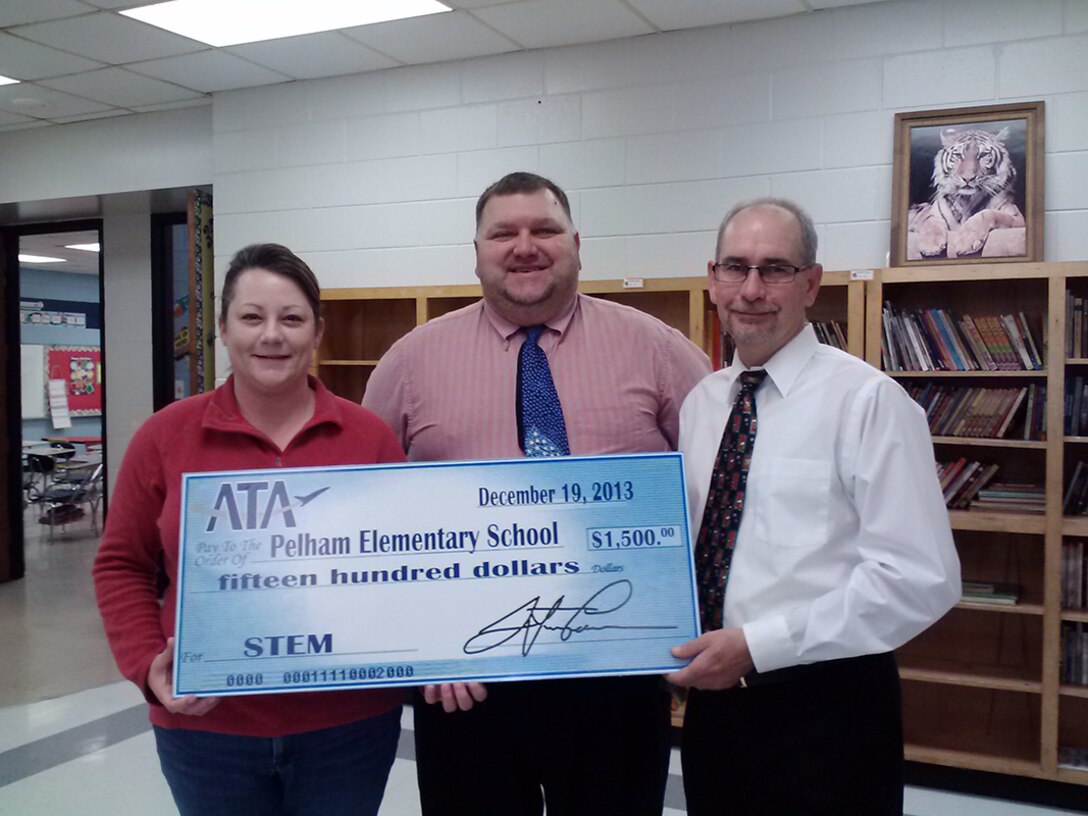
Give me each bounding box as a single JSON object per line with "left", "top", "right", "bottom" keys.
{"left": 695, "top": 369, "right": 767, "bottom": 631}
{"left": 517, "top": 325, "right": 569, "bottom": 457}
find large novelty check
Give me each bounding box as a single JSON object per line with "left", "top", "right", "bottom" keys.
{"left": 173, "top": 453, "right": 699, "bottom": 696}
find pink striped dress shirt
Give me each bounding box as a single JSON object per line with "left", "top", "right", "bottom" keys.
{"left": 362, "top": 293, "right": 711, "bottom": 461}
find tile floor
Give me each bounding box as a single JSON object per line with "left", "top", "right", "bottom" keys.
{"left": 0, "top": 508, "right": 1081, "bottom": 815}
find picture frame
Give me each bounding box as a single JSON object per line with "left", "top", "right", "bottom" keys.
{"left": 889, "top": 101, "right": 1044, "bottom": 266}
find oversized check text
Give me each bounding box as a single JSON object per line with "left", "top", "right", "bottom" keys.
{"left": 174, "top": 453, "right": 699, "bottom": 696}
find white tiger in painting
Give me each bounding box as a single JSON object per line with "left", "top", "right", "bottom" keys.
{"left": 908, "top": 127, "right": 1024, "bottom": 259}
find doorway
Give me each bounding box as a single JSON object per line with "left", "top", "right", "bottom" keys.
{"left": 3, "top": 220, "right": 105, "bottom": 581}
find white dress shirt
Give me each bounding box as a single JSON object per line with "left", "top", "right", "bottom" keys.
{"left": 680, "top": 324, "right": 961, "bottom": 674}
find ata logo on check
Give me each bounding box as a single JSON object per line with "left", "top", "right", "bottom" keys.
{"left": 203, "top": 481, "right": 330, "bottom": 532}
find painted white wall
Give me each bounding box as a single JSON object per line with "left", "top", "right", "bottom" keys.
{"left": 210, "top": 0, "right": 1088, "bottom": 300}
{"left": 3, "top": 0, "right": 1088, "bottom": 468}
{"left": 0, "top": 107, "right": 212, "bottom": 206}
{"left": 100, "top": 194, "right": 156, "bottom": 493}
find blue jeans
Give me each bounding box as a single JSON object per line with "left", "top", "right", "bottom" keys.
{"left": 154, "top": 707, "right": 401, "bottom": 816}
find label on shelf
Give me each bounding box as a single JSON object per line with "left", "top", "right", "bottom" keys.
{"left": 622, "top": 278, "right": 645, "bottom": 289}
{"left": 850, "top": 269, "right": 874, "bottom": 281}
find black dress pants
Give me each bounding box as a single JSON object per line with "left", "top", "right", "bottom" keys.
{"left": 413, "top": 674, "right": 672, "bottom": 816}
{"left": 681, "top": 652, "right": 904, "bottom": 816}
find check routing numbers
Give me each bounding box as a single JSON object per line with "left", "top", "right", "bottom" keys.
{"left": 174, "top": 453, "right": 696, "bottom": 695}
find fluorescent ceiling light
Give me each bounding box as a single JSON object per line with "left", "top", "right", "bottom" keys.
{"left": 66, "top": 243, "right": 101, "bottom": 252}
{"left": 19, "top": 254, "right": 66, "bottom": 264}
{"left": 122, "top": 0, "right": 452, "bottom": 47}
{"left": 0, "top": 75, "right": 19, "bottom": 86}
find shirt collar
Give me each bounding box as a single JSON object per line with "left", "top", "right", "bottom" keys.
{"left": 482, "top": 294, "right": 580, "bottom": 344}
{"left": 731, "top": 323, "right": 818, "bottom": 398}
{"left": 203, "top": 374, "right": 344, "bottom": 437}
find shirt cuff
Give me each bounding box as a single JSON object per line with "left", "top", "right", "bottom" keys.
{"left": 742, "top": 614, "right": 797, "bottom": 673}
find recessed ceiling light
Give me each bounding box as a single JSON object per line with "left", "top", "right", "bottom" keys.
{"left": 0, "top": 75, "right": 19, "bottom": 86}
{"left": 19, "top": 254, "right": 66, "bottom": 264}
{"left": 66, "top": 243, "right": 101, "bottom": 252}
{"left": 122, "top": 0, "right": 451, "bottom": 47}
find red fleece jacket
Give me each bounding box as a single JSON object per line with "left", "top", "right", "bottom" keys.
{"left": 93, "top": 377, "right": 406, "bottom": 736}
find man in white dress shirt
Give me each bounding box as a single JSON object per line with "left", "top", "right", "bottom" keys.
{"left": 667, "top": 198, "right": 961, "bottom": 814}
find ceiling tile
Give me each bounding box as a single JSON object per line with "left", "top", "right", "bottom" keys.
{"left": 131, "top": 97, "right": 213, "bottom": 113}
{"left": 127, "top": 50, "right": 290, "bottom": 93}
{"left": 810, "top": 0, "right": 891, "bottom": 7}
{"left": 0, "top": 82, "right": 113, "bottom": 118}
{"left": 626, "top": 0, "right": 805, "bottom": 30}
{"left": 0, "top": 0, "right": 98, "bottom": 27}
{"left": 0, "top": 31, "right": 105, "bottom": 80}
{"left": 342, "top": 10, "right": 518, "bottom": 64}
{"left": 39, "top": 66, "right": 204, "bottom": 107}
{"left": 0, "top": 118, "right": 51, "bottom": 132}
{"left": 11, "top": 10, "right": 205, "bottom": 64}
{"left": 50, "top": 107, "right": 132, "bottom": 123}
{"left": 443, "top": 0, "right": 514, "bottom": 7}
{"left": 79, "top": 0, "right": 150, "bottom": 7}
{"left": 473, "top": 0, "right": 653, "bottom": 49}
{"left": 228, "top": 31, "right": 399, "bottom": 80}
{"left": 0, "top": 108, "right": 41, "bottom": 126}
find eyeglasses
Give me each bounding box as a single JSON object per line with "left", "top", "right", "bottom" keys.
{"left": 711, "top": 262, "right": 807, "bottom": 285}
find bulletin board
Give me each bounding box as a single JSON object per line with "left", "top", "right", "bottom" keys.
{"left": 46, "top": 346, "right": 102, "bottom": 416}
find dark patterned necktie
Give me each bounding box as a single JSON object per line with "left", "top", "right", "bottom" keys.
{"left": 517, "top": 325, "right": 569, "bottom": 457}
{"left": 695, "top": 369, "right": 768, "bottom": 632}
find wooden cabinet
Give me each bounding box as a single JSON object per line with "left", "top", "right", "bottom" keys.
{"left": 865, "top": 260, "right": 1088, "bottom": 785}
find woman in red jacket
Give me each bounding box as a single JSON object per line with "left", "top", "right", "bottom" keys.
{"left": 93, "top": 243, "right": 406, "bottom": 815}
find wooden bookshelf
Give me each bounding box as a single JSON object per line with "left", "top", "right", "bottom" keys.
{"left": 867, "top": 260, "right": 1088, "bottom": 783}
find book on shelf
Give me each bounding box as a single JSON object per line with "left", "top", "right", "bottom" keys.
{"left": 959, "top": 314, "right": 998, "bottom": 371}
{"left": 999, "top": 313, "right": 1036, "bottom": 370}
{"left": 977, "top": 314, "right": 1020, "bottom": 370}
{"left": 1061, "top": 621, "right": 1088, "bottom": 686}
{"left": 907, "top": 384, "right": 1029, "bottom": 440}
{"left": 961, "top": 580, "right": 1020, "bottom": 605}
{"left": 1063, "top": 539, "right": 1087, "bottom": 610}
{"left": 1017, "top": 312, "right": 1044, "bottom": 368}
{"left": 1064, "top": 462, "right": 1088, "bottom": 515}
{"left": 880, "top": 304, "right": 1044, "bottom": 372}
{"left": 812, "top": 320, "right": 848, "bottom": 351}
{"left": 936, "top": 459, "right": 999, "bottom": 509}
{"left": 1067, "top": 376, "right": 1088, "bottom": 437}
{"left": 1068, "top": 291, "right": 1088, "bottom": 360}
{"left": 954, "top": 463, "right": 1001, "bottom": 509}
{"left": 972, "top": 481, "right": 1046, "bottom": 514}
{"left": 1058, "top": 747, "right": 1088, "bottom": 772}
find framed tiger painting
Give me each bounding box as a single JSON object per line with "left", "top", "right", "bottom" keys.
{"left": 890, "top": 101, "right": 1044, "bottom": 266}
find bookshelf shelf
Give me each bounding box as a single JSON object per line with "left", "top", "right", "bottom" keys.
{"left": 318, "top": 359, "right": 379, "bottom": 367}
{"left": 1063, "top": 610, "right": 1088, "bottom": 623}
{"left": 934, "top": 437, "right": 1047, "bottom": 450}
{"left": 948, "top": 510, "right": 1047, "bottom": 534}
{"left": 888, "top": 370, "right": 1047, "bottom": 379}
{"left": 1062, "top": 517, "right": 1088, "bottom": 536}
{"left": 957, "top": 601, "right": 1045, "bottom": 616}
{"left": 899, "top": 665, "right": 1041, "bottom": 693}
{"left": 1060, "top": 685, "right": 1088, "bottom": 699}
{"left": 906, "top": 745, "right": 1042, "bottom": 778}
